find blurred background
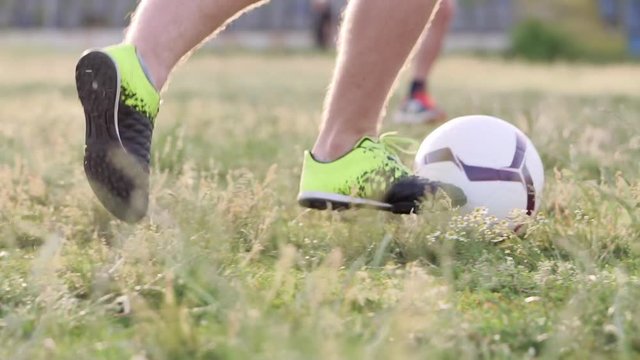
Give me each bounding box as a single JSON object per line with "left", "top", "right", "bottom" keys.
{"left": 0, "top": 0, "right": 638, "bottom": 61}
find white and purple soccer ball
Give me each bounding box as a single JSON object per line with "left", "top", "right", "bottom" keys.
{"left": 415, "top": 115, "right": 544, "bottom": 221}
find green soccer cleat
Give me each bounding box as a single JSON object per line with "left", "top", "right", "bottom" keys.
{"left": 297, "top": 134, "right": 466, "bottom": 214}
{"left": 75, "top": 44, "right": 160, "bottom": 223}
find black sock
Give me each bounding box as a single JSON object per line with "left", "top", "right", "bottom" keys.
{"left": 409, "top": 79, "right": 427, "bottom": 97}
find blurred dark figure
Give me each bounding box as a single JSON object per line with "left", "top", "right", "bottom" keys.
{"left": 599, "top": 0, "right": 621, "bottom": 27}
{"left": 311, "top": 0, "right": 335, "bottom": 49}
{"left": 597, "top": 0, "right": 640, "bottom": 57}
{"left": 629, "top": 0, "right": 640, "bottom": 56}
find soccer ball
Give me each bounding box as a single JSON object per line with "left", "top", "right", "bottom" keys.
{"left": 414, "top": 115, "right": 544, "bottom": 221}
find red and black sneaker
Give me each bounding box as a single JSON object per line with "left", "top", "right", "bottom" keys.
{"left": 393, "top": 92, "right": 447, "bottom": 125}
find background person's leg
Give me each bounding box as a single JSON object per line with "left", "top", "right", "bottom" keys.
{"left": 312, "top": 0, "right": 439, "bottom": 162}
{"left": 393, "top": 0, "right": 454, "bottom": 124}
{"left": 311, "top": 0, "right": 334, "bottom": 49}
{"left": 125, "top": 0, "right": 268, "bottom": 90}
{"left": 412, "top": 0, "right": 455, "bottom": 84}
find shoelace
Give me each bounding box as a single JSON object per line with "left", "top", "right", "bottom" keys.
{"left": 378, "top": 132, "right": 420, "bottom": 156}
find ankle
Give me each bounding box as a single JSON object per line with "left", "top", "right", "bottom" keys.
{"left": 135, "top": 51, "right": 159, "bottom": 90}
{"left": 312, "top": 130, "right": 376, "bottom": 162}
{"left": 127, "top": 42, "right": 168, "bottom": 91}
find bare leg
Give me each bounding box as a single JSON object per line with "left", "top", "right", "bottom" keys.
{"left": 412, "top": 0, "right": 455, "bottom": 83}
{"left": 312, "top": 0, "right": 438, "bottom": 162}
{"left": 124, "top": 0, "right": 267, "bottom": 90}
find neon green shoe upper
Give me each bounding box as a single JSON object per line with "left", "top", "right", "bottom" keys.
{"left": 298, "top": 135, "right": 411, "bottom": 201}
{"left": 76, "top": 43, "right": 161, "bottom": 222}
{"left": 103, "top": 44, "right": 160, "bottom": 121}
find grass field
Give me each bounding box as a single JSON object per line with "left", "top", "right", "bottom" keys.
{"left": 1, "top": 48, "right": 640, "bottom": 359}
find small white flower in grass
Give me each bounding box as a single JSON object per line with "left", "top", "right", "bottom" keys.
{"left": 536, "top": 333, "right": 549, "bottom": 342}
{"left": 43, "top": 338, "right": 56, "bottom": 351}
{"left": 524, "top": 296, "right": 541, "bottom": 303}
{"left": 113, "top": 295, "right": 131, "bottom": 315}
{"left": 438, "top": 301, "right": 452, "bottom": 310}
{"left": 603, "top": 324, "right": 619, "bottom": 337}
{"left": 248, "top": 308, "right": 260, "bottom": 319}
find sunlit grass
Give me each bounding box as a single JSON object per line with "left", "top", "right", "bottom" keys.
{"left": 1, "top": 49, "right": 640, "bottom": 359}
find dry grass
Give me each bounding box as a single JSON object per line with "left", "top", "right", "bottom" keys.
{"left": 1, "top": 48, "right": 640, "bottom": 359}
